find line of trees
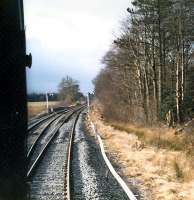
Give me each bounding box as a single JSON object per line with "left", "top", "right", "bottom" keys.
{"left": 94, "top": 0, "right": 194, "bottom": 124}
{"left": 28, "top": 76, "right": 85, "bottom": 104}
{"left": 28, "top": 93, "right": 58, "bottom": 102}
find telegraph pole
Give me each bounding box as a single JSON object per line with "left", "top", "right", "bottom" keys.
{"left": 46, "top": 92, "right": 49, "bottom": 113}
{"left": 0, "top": 1, "right": 31, "bottom": 199}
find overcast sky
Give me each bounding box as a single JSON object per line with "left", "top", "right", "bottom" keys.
{"left": 24, "top": 0, "right": 131, "bottom": 94}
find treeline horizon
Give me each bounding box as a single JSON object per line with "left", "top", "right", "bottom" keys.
{"left": 94, "top": 0, "right": 194, "bottom": 125}
{"left": 27, "top": 92, "right": 58, "bottom": 102}
{"left": 28, "top": 76, "right": 85, "bottom": 103}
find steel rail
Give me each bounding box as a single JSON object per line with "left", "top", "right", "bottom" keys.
{"left": 28, "top": 105, "right": 81, "bottom": 131}
{"left": 28, "top": 108, "right": 69, "bottom": 132}
{"left": 27, "top": 112, "right": 67, "bottom": 158}
{"left": 64, "top": 111, "right": 82, "bottom": 200}
{"left": 27, "top": 106, "right": 85, "bottom": 179}
{"left": 27, "top": 121, "right": 62, "bottom": 178}
{"left": 28, "top": 106, "right": 69, "bottom": 125}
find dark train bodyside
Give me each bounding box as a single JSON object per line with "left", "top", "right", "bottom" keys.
{"left": 0, "top": 1, "right": 31, "bottom": 199}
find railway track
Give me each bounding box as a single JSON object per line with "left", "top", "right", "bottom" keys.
{"left": 63, "top": 110, "right": 80, "bottom": 199}
{"left": 28, "top": 106, "right": 72, "bottom": 132}
{"left": 28, "top": 105, "right": 132, "bottom": 199}
{"left": 27, "top": 106, "right": 83, "bottom": 199}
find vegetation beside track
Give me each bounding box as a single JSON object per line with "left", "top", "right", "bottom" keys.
{"left": 28, "top": 101, "right": 60, "bottom": 118}
{"left": 88, "top": 103, "right": 194, "bottom": 200}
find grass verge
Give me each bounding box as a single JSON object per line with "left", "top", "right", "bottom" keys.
{"left": 28, "top": 101, "right": 60, "bottom": 118}
{"left": 109, "top": 122, "right": 194, "bottom": 153}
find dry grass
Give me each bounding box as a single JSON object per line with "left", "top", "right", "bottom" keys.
{"left": 28, "top": 101, "right": 60, "bottom": 118}
{"left": 87, "top": 103, "right": 194, "bottom": 200}
{"left": 109, "top": 122, "right": 194, "bottom": 155}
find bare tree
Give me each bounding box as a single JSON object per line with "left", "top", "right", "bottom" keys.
{"left": 58, "top": 76, "right": 80, "bottom": 104}
{"left": 93, "top": 0, "right": 194, "bottom": 124}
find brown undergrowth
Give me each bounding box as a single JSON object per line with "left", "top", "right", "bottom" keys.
{"left": 110, "top": 122, "right": 194, "bottom": 154}
{"left": 87, "top": 103, "right": 194, "bottom": 200}
{"left": 28, "top": 101, "right": 60, "bottom": 118}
